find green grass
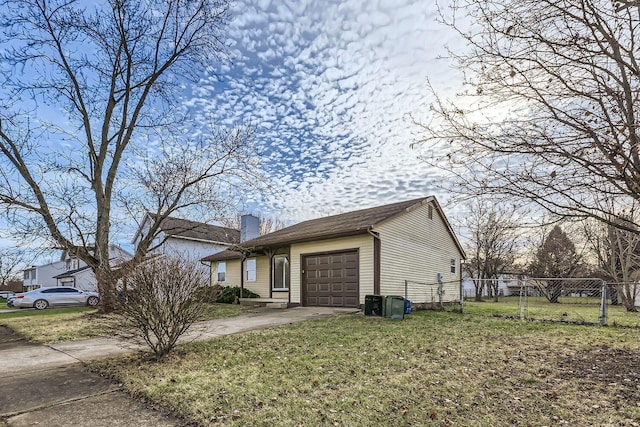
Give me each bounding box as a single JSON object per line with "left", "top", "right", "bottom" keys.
{"left": 0, "top": 303, "right": 246, "bottom": 344}
{"left": 91, "top": 310, "right": 640, "bottom": 426}
{"left": 464, "top": 297, "right": 640, "bottom": 327}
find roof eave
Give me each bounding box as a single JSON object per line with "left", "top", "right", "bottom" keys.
{"left": 241, "top": 229, "right": 371, "bottom": 251}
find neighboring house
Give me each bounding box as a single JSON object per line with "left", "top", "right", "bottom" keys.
{"left": 22, "top": 245, "right": 131, "bottom": 292}
{"left": 0, "top": 279, "right": 23, "bottom": 293}
{"left": 202, "top": 197, "right": 466, "bottom": 308}
{"left": 132, "top": 214, "right": 240, "bottom": 272}
{"left": 461, "top": 275, "right": 523, "bottom": 299}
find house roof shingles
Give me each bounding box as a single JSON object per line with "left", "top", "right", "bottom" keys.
{"left": 152, "top": 215, "right": 240, "bottom": 245}
{"left": 202, "top": 197, "right": 437, "bottom": 262}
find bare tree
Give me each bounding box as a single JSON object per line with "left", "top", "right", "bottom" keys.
{"left": 0, "top": 0, "right": 260, "bottom": 312}
{"left": 417, "top": 0, "right": 640, "bottom": 232}
{"left": 584, "top": 215, "right": 640, "bottom": 311}
{"left": 461, "top": 199, "right": 519, "bottom": 302}
{"left": 0, "top": 247, "right": 32, "bottom": 288}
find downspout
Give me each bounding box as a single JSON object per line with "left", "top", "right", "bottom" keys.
{"left": 199, "top": 260, "right": 212, "bottom": 287}
{"left": 240, "top": 255, "right": 246, "bottom": 299}
{"left": 368, "top": 228, "right": 381, "bottom": 295}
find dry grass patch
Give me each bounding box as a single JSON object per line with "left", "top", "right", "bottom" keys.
{"left": 91, "top": 311, "right": 640, "bottom": 426}
{"left": 0, "top": 303, "right": 246, "bottom": 344}
{"left": 0, "top": 307, "right": 118, "bottom": 343}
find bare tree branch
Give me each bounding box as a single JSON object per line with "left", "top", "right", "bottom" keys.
{"left": 0, "top": 0, "right": 260, "bottom": 312}
{"left": 418, "top": 0, "right": 640, "bottom": 232}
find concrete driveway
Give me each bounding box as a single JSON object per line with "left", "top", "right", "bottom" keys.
{"left": 0, "top": 306, "right": 358, "bottom": 426}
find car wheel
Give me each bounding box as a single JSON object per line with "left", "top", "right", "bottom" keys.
{"left": 87, "top": 296, "right": 99, "bottom": 307}
{"left": 34, "top": 299, "right": 48, "bottom": 310}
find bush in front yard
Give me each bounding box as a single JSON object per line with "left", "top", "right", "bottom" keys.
{"left": 216, "top": 286, "right": 260, "bottom": 304}
{"left": 119, "top": 257, "right": 206, "bottom": 360}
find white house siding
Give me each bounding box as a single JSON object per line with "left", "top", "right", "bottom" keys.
{"left": 290, "top": 234, "right": 374, "bottom": 306}
{"left": 134, "top": 222, "right": 229, "bottom": 278}
{"left": 59, "top": 269, "right": 98, "bottom": 292}
{"left": 35, "top": 261, "right": 69, "bottom": 288}
{"left": 157, "top": 237, "right": 226, "bottom": 262}
{"left": 375, "top": 201, "right": 462, "bottom": 304}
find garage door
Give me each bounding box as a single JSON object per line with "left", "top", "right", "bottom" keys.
{"left": 302, "top": 250, "right": 359, "bottom": 307}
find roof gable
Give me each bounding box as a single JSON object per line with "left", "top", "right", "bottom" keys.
{"left": 240, "top": 197, "right": 428, "bottom": 248}
{"left": 203, "top": 196, "right": 465, "bottom": 262}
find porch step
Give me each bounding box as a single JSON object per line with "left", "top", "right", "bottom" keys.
{"left": 239, "top": 297, "right": 288, "bottom": 307}
{"left": 265, "top": 302, "right": 288, "bottom": 309}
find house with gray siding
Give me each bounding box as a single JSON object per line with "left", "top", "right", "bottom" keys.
{"left": 132, "top": 214, "right": 240, "bottom": 274}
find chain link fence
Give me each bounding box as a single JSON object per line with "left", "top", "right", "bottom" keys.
{"left": 518, "top": 278, "right": 608, "bottom": 325}
{"left": 402, "top": 279, "right": 462, "bottom": 311}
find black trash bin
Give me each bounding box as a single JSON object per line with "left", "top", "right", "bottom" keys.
{"left": 364, "top": 294, "right": 384, "bottom": 316}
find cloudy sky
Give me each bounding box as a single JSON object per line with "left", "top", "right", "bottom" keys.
{"left": 0, "top": 0, "right": 468, "bottom": 255}
{"left": 186, "top": 0, "right": 465, "bottom": 223}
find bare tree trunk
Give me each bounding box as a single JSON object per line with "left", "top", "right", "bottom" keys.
{"left": 474, "top": 282, "right": 484, "bottom": 302}
{"left": 95, "top": 267, "right": 118, "bottom": 314}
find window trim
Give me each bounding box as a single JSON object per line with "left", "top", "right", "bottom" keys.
{"left": 217, "top": 262, "right": 226, "bottom": 283}
{"left": 450, "top": 258, "right": 456, "bottom": 274}
{"left": 272, "top": 254, "right": 289, "bottom": 291}
{"left": 246, "top": 258, "right": 257, "bottom": 282}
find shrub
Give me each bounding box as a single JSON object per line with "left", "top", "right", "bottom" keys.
{"left": 119, "top": 257, "right": 206, "bottom": 360}
{"left": 215, "top": 285, "right": 260, "bottom": 304}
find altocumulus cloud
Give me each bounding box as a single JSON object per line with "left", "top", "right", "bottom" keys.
{"left": 184, "top": 0, "right": 465, "bottom": 222}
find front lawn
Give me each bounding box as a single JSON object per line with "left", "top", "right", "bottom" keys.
{"left": 0, "top": 303, "right": 246, "bottom": 343}
{"left": 91, "top": 310, "right": 640, "bottom": 426}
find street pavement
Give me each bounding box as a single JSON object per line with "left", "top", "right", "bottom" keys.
{"left": 0, "top": 306, "right": 358, "bottom": 426}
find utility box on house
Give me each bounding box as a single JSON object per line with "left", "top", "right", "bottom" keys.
{"left": 364, "top": 294, "right": 384, "bottom": 316}
{"left": 384, "top": 295, "right": 405, "bottom": 320}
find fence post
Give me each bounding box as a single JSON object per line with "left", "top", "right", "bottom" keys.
{"left": 517, "top": 279, "right": 524, "bottom": 320}
{"left": 517, "top": 278, "right": 529, "bottom": 320}
{"left": 460, "top": 276, "right": 464, "bottom": 313}
{"left": 599, "top": 282, "right": 608, "bottom": 326}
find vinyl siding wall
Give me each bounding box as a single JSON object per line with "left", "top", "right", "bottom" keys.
{"left": 211, "top": 257, "right": 273, "bottom": 299}
{"left": 375, "top": 201, "right": 462, "bottom": 303}
{"left": 290, "top": 234, "right": 374, "bottom": 306}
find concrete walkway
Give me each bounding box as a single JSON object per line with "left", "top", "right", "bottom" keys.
{"left": 0, "top": 306, "right": 359, "bottom": 426}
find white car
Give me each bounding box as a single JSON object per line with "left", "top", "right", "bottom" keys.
{"left": 11, "top": 287, "right": 100, "bottom": 310}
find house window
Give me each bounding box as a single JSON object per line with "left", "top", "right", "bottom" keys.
{"left": 428, "top": 205, "right": 433, "bottom": 220}
{"left": 451, "top": 258, "right": 456, "bottom": 274}
{"left": 217, "top": 262, "right": 226, "bottom": 283}
{"left": 246, "top": 258, "right": 256, "bottom": 282}
{"left": 272, "top": 255, "right": 289, "bottom": 290}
